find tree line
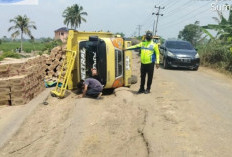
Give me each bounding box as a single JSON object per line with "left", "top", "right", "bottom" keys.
{"left": 6, "top": 4, "right": 87, "bottom": 52}
{"left": 178, "top": 10, "right": 232, "bottom": 73}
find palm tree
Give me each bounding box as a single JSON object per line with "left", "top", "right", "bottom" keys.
{"left": 8, "top": 15, "right": 37, "bottom": 52}
{"left": 63, "top": 4, "right": 88, "bottom": 29}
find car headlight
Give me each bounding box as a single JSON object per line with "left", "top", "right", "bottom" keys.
{"left": 167, "top": 51, "right": 176, "bottom": 57}
{"left": 195, "top": 53, "right": 199, "bottom": 58}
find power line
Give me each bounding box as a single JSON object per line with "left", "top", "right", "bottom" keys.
{"left": 162, "top": 0, "right": 183, "bottom": 15}
{"left": 143, "top": 15, "right": 155, "bottom": 32}
{"left": 164, "top": 0, "right": 192, "bottom": 15}
{"left": 159, "top": 11, "right": 211, "bottom": 39}
{"left": 165, "top": 0, "right": 178, "bottom": 9}
{"left": 163, "top": 7, "right": 212, "bottom": 30}
{"left": 129, "top": 2, "right": 154, "bottom": 37}
{"left": 159, "top": 1, "right": 195, "bottom": 26}
{"left": 139, "top": 3, "right": 158, "bottom": 34}
{"left": 160, "top": 1, "right": 210, "bottom": 27}
{"left": 159, "top": 0, "right": 189, "bottom": 25}
{"left": 161, "top": 2, "right": 210, "bottom": 28}
{"left": 157, "top": 0, "right": 170, "bottom": 8}
{"left": 161, "top": 0, "right": 193, "bottom": 20}
{"left": 141, "top": 6, "right": 156, "bottom": 28}
{"left": 140, "top": 1, "right": 161, "bottom": 34}
{"left": 158, "top": 2, "right": 219, "bottom": 39}
{"left": 150, "top": 0, "right": 180, "bottom": 31}
{"left": 155, "top": 0, "right": 163, "bottom": 6}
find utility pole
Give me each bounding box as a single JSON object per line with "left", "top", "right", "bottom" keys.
{"left": 137, "top": 25, "right": 142, "bottom": 37}
{"left": 152, "top": 19, "right": 156, "bottom": 35}
{"left": 152, "top": 5, "right": 165, "bottom": 36}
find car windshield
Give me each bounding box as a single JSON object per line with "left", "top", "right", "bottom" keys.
{"left": 166, "top": 41, "right": 194, "bottom": 50}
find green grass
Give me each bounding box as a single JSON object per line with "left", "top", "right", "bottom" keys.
{"left": 0, "top": 40, "right": 63, "bottom": 61}
{"left": 0, "top": 51, "right": 22, "bottom": 61}
{"left": 0, "top": 41, "right": 46, "bottom": 53}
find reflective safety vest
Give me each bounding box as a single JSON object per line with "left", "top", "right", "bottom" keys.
{"left": 127, "top": 40, "right": 160, "bottom": 64}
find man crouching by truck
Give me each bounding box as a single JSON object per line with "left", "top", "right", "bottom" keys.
{"left": 77, "top": 78, "right": 103, "bottom": 99}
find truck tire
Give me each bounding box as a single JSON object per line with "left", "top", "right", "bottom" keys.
{"left": 103, "top": 88, "right": 114, "bottom": 95}
{"left": 131, "top": 75, "right": 138, "bottom": 84}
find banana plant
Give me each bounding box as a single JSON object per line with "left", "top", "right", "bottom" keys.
{"left": 202, "top": 10, "right": 232, "bottom": 42}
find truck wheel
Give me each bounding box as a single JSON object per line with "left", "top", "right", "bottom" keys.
{"left": 103, "top": 88, "right": 114, "bottom": 95}
{"left": 131, "top": 75, "right": 137, "bottom": 84}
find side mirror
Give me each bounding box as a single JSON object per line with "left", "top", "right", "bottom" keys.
{"left": 160, "top": 46, "right": 166, "bottom": 51}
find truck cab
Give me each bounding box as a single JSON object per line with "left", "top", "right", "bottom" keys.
{"left": 153, "top": 36, "right": 161, "bottom": 46}
{"left": 66, "top": 30, "right": 133, "bottom": 90}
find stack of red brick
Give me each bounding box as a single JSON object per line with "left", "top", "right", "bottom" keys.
{"left": 0, "top": 55, "right": 48, "bottom": 106}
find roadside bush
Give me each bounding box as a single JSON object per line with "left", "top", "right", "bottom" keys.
{"left": 0, "top": 51, "right": 21, "bottom": 61}
{"left": 198, "top": 42, "right": 232, "bottom": 73}
{"left": 0, "top": 39, "right": 2, "bottom": 45}
{"left": 38, "top": 51, "right": 45, "bottom": 56}
{"left": 203, "top": 46, "right": 226, "bottom": 63}
{"left": 0, "top": 56, "right": 4, "bottom": 61}
{"left": 23, "top": 47, "right": 32, "bottom": 53}
{"left": 42, "top": 39, "right": 62, "bottom": 53}
{"left": 226, "top": 52, "right": 232, "bottom": 72}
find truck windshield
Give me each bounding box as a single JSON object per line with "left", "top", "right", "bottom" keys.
{"left": 153, "top": 38, "right": 160, "bottom": 44}
{"left": 79, "top": 40, "right": 107, "bottom": 85}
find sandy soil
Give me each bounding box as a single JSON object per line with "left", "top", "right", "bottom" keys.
{"left": 0, "top": 53, "right": 232, "bottom": 157}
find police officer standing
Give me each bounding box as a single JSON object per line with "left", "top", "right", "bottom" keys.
{"left": 125, "top": 31, "right": 160, "bottom": 94}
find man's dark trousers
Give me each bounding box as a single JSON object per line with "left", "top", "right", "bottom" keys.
{"left": 86, "top": 88, "right": 102, "bottom": 98}
{"left": 140, "top": 62, "right": 155, "bottom": 90}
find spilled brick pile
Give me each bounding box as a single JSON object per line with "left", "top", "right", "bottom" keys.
{"left": 44, "top": 46, "right": 66, "bottom": 82}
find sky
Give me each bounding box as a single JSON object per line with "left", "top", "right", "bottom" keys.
{"left": 0, "top": 0, "right": 231, "bottom": 40}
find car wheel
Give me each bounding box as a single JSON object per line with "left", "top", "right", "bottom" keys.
{"left": 163, "top": 57, "right": 168, "bottom": 69}
{"left": 193, "top": 66, "right": 199, "bottom": 71}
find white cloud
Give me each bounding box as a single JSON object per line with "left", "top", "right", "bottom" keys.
{"left": 15, "top": 0, "right": 38, "bottom": 5}
{"left": 0, "top": 0, "right": 38, "bottom": 5}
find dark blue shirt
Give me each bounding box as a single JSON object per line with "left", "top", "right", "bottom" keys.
{"left": 84, "top": 78, "right": 103, "bottom": 91}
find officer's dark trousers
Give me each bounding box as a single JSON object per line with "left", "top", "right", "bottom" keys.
{"left": 140, "top": 63, "right": 155, "bottom": 90}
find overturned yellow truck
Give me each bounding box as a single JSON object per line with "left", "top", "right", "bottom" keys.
{"left": 52, "top": 30, "right": 134, "bottom": 98}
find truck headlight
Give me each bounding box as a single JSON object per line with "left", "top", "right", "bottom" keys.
{"left": 195, "top": 53, "right": 199, "bottom": 58}
{"left": 167, "top": 51, "right": 175, "bottom": 57}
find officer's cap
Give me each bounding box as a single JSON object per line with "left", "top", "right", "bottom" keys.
{"left": 146, "top": 31, "right": 153, "bottom": 37}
